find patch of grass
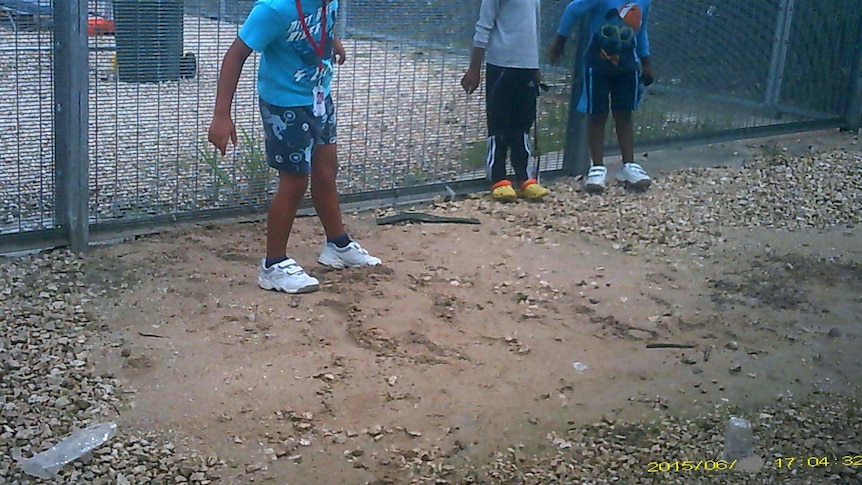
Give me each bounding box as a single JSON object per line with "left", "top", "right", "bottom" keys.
{"left": 462, "top": 140, "right": 488, "bottom": 171}
{"left": 401, "top": 166, "right": 433, "bottom": 187}
{"left": 196, "top": 127, "right": 273, "bottom": 204}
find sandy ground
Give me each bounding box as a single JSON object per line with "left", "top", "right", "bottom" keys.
{"left": 69, "top": 129, "right": 862, "bottom": 484}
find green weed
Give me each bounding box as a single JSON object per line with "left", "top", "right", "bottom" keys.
{"left": 197, "top": 127, "right": 273, "bottom": 204}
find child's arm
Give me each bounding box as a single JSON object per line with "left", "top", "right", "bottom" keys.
{"left": 461, "top": 46, "right": 485, "bottom": 94}
{"left": 461, "top": 0, "right": 497, "bottom": 94}
{"left": 332, "top": 37, "right": 347, "bottom": 65}
{"left": 549, "top": 0, "right": 601, "bottom": 64}
{"left": 208, "top": 38, "right": 253, "bottom": 155}
{"left": 636, "top": 4, "right": 653, "bottom": 80}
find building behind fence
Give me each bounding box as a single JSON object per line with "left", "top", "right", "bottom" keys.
{"left": 1, "top": 0, "right": 861, "bottom": 252}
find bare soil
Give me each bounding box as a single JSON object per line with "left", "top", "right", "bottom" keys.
{"left": 82, "top": 131, "right": 862, "bottom": 484}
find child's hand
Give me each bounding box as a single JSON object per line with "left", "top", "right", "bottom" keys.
{"left": 641, "top": 65, "right": 655, "bottom": 84}
{"left": 333, "top": 38, "right": 347, "bottom": 65}
{"left": 208, "top": 115, "right": 237, "bottom": 156}
{"left": 548, "top": 37, "right": 566, "bottom": 65}
{"left": 461, "top": 67, "right": 480, "bottom": 94}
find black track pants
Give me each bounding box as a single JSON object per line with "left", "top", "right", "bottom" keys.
{"left": 485, "top": 64, "right": 539, "bottom": 184}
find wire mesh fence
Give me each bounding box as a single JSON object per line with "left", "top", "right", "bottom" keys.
{"left": 0, "top": 0, "right": 860, "bottom": 251}
{"left": 0, "top": 0, "right": 56, "bottom": 237}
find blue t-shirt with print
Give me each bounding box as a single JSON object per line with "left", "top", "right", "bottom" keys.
{"left": 556, "top": 0, "right": 651, "bottom": 73}
{"left": 239, "top": 0, "right": 337, "bottom": 107}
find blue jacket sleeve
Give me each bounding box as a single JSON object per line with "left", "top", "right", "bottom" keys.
{"left": 636, "top": 1, "right": 651, "bottom": 58}
{"left": 239, "top": 3, "right": 284, "bottom": 53}
{"left": 556, "top": 0, "right": 601, "bottom": 37}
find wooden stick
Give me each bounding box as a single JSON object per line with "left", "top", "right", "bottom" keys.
{"left": 645, "top": 343, "right": 697, "bottom": 349}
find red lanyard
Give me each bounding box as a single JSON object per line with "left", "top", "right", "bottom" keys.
{"left": 296, "top": 0, "right": 327, "bottom": 69}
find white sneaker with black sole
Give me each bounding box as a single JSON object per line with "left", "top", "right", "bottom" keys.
{"left": 258, "top": 258, "right": 320, "bottom": 294}
{"left": 583, "top": 165, "right": 608, "bottom": 194}
{"left": 617, "top": 162, "right": 652, "bottom": 190}
{"left": 318, "top": 241, "right": 382, "bottom": 269}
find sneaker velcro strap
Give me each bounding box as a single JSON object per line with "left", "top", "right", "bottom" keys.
{"left": 627, "top": 163, "right": 647, "bottom": 174}
{"left": 276, "top": 259, "right": 305, "bottom": 275}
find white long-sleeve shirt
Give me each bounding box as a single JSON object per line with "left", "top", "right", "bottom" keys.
{"left": 472, "top": 0, "right": 541, "bottom": 69}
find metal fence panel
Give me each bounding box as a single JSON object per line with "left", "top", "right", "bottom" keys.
{"left": 1, "top": 0, "right": 861, "bottom": 251}
{"left": 0, "top": 0, "right": 56, "bottom": 238}
{"left": 88, "top": 4, "right": 259, "bottom": 225}
{"left": 782, "top": 0, "right": 861, "bottom": 116}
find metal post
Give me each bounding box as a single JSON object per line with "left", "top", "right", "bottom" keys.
{"left": 338, "top": 0, "right": 348, "bottom": 37}
{"left": 764, "top": 0, "right": 794, "bottom": 107}
{"left": 842, "top": 13, "right": 862, "bottom": 132}
{"left": 54, "top": 1, "right": 90, "bottom": 252}
{"left": 562, "top": 17, "right": 591, "bottom": 177}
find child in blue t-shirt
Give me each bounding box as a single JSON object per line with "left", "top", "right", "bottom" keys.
{"left": 550, "top": 0, "right": 655, "bottom": 194}
{"left": 208, "top": 0, "right": 382, "bottom": 295}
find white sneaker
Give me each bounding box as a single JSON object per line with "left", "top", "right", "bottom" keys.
{"left": 318, "top": 241, "right": 382, "bottom": 269}
{"left": 583, "top": 165, "right": 608, "bottom": 193}
{"left": 258, "top": 258, "right": 320, "bottom": 294}
{"left": 617, "top": 162, "right": 652, "bottom": 190}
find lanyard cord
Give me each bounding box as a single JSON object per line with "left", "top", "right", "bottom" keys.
{"left": 296, "top": 0, "right": 327, "bottom": 69}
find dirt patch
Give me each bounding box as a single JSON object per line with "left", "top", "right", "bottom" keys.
{"left": 43, "top": 137, "right": 858, "bottom": 484}
{"left": 78, "top": 206, "right": 862, "bottom": 484}
{"left": 710, "top": 254, "right": 862, "bottom": 312}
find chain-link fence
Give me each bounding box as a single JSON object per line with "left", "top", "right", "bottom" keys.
{"left": 1, "top": 0, "right": 861, "bottom": 252}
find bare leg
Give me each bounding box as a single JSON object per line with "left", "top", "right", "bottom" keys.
{"left": 588, "top": 112, "right": 609, "bottom": 166}
{"left": 266, "top": 172, "right": 308, "bottom": 260}
{"left": 310, "top": 143, "right": 346, "bottom": 240}
{"left": 613, "top": 110, "right": 634, "bottom": 162}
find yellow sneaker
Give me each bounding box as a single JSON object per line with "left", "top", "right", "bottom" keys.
{"left": 517, "top": 179, "right": 549, "bottom": 200}
{"left": 491, "top": 180, "right": 517, "bottom": 201}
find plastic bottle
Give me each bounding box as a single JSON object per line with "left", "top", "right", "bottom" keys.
{"left": 723, "top": 416, "right": 753, "bottom": 460}
{"left": 19, "top": 422, "right": 118, "bottom": 479}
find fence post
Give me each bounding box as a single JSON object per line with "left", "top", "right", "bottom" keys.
{"left": 562, "top": 17, "right": 591, "bottom": 177}
{"left": 764, "top": 0, "right": 794, "bottom": 108}
{"left": 842, "top": 13, "right": 862, "bottom": 132}
{"left": 53, "top": 1, "right": 90, "bottom": 252}
{"left": 338, "top": 0, "right": 348, "bottom": 36}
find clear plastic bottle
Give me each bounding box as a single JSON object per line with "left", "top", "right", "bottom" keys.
{"left": 723, "top": 416, "right": 753, "bottom": 460}
{"left": 19, "top": 422, "right": 118, "bottom": 479}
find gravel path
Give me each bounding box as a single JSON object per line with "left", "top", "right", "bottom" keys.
{"left": 0, "top": 254, "right": 224, "bottom": 484}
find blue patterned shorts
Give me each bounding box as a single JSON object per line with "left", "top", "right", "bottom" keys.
{"left": 258, "top": 96, "right": 337, "bottom": 175}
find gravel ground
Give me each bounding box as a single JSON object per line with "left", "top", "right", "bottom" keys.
{"left": 2, "top": 145, "right": 861, "bottom": 483}
{"left": 0, "top": 254, "right": 225, "bottom": 484}
{"left": 406, "top": 148, "right": 862, "bottom": 255}
{"left": 405, "top": 396, "right": 862, "bottom": 485}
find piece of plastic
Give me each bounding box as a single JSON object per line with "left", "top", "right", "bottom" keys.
{"left": 18, "top": 422, "right": 118, "bottom": 479}
{"left": 723, "top": 416, "right": 753, "bottom": 460}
